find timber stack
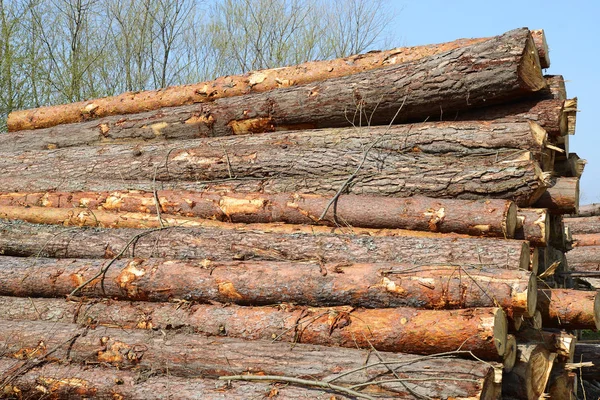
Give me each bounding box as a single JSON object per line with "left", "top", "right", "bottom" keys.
{"left": 0, "top": 27, "right": 597, "bottom": 399}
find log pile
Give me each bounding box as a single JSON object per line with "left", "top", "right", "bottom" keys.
{"left": 0, "top": 27, "right": 596, "bottom": 399}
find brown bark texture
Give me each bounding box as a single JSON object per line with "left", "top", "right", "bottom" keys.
{"left": 564, "top": 215, "right": 600, "bottom": 234}
{"left": 531, "top": 29, "right": 550, "bottom": 69}
{"left": 0, "top": 190, "right": 518, "bottom": 238}
{"left": 1, "top": 143, "right": 547, "bottom": 206}
{"left": 0, "top": 258, "right": 536, "bottom": 315}
{"left": 544, "top": 75, "right": 567, "bottom": 100}
{"left": 574, "top": 203, "right": 600, "bottom": 218}
{"left": 533, "top": 177, "right": 580, "bottom": 214}
{"left": 0, "top": 361, "right": 362, "bottom": 400}
{"left": 501, "top": 344, "right": 556, "bottom": 400}
{"left": 0, "top": 220, "right": 532, "bottom": 270}
{"left": 573, "top": 233, "right": 600, "bottom": 247}
{"left": 515, "top": 208, "right": 549, "bottom": 247}
{"left": 537, "top": 289, "right": 600, "bottom": 330}
{"left": 0, "top": 320, "right": 498, "bottom": 399}
{"left": 7, "top": 28, "right": 545, "bottom": 132}
{"left": 574, "top": 343, "right": 600, "bottom": 380}
{"left": 566, "top": 246, "right": 600, "bottom": 268}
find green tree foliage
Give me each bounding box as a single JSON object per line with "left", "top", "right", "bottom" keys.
{"left": 0, "top": 0, "right": 395, "bottom": 131}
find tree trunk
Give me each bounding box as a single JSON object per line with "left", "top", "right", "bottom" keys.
{"left": 0, "top": 221, "right": 532, "bottom": 270}
{"left": 0, "top": 361, "right": 364, "bottom": 400}
{"left": 1, "top": 146, "right": 547, "bottom": 206}
{"left": 0, "top": 190, "right": 518, "bottom": 238}
{"left": 544, "top": 75, "right": 567, "bottom": 100}
{"left": 537, "top": 289, "right": 600, "bottom": 330}
{"left": 531, "top": 29, "right": 550, "bottom": 69}
{"left": 502, "top": 344, "right": 556, "bottom": 400}
{"left": 564, "top": 215, "right": 600, "bottom": 234}
{"left": 573, "top": 233, "right": 600, "bottom": 247}
{"left": 7, "top": 28, "right": 545, "bottom": 132}
{"left": 566, "top": 246, "right": 600, "bottom": 267}
{"left": 0, "top": 321, "right": 498, "bottom": 399}
{"left": 515, "top": 208, "right": 549, "bottom": 247}
{"left": 0, "top": 306, "right": 507, "bottom": 361}
{"left": 533, "top": 177, "right": 579, "bottom": 214}
{"left": 574, "top": 203, "right": 600, "bottom": 218}
{"left": 574, "top": 343, "right": 600, "bottom": 380}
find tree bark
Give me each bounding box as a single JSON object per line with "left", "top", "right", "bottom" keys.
{"left": 0, "top": 221, "right": 532, "bottom": 270}
{"left": 537, "top": 289, "right": 600, "bottom": 330}
{"left": 1, "top": 145, "right": 547, "bottom": 206}
{"left": 566, "top": 246, "right": 600, "bottom": 268}
{"left": 574, "top": 343, "right": 600, "bottom": 380}
{"left": 564, "top": 215, "right": 600, "bottom": 234}
{"left": 515, "top": 208, "right": 549, "bottom": 247}
{"left": 0, "top": 321, "right": 498, "bottom": 399}
{"left": 573, "top": 233, "right": 600, "bottom": 247}
{"left": 0, "top": 361, "right": 364, "bottom": 400}
{"left": 544, "top": 75, "right": 566, "bottom": 100}
{"left": 574, "top": 203, "right": 600, "bottom": 218}
{"left": 0, "top": 190, "right": 518, "bottom": 238}
{"left": 7, "top": 28, "right": 545, "bottom": 132}
{"left": 502, "top": 344, "right": 556, "bottom": 400}
{"left": 533, "top": 177, "right": 579, "bottom": 214}
{"left": 0, "top": 305, "right": 508, "bottom": 361}
{"left": 531, "top": 29, "right": 550, "bottom": 69}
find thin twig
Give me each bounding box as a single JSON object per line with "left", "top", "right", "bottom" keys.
{"left": 218, "top": 375, "right": 376, "bottom": 400}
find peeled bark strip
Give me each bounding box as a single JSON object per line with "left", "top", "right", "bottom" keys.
{"left": 574, "top": 343, "right": 600, "bottom": 379}
{"left": 0, "top": 307, "right": 507, "bottom": 361}
{"left": 533, "top": 177, "right": 579, "bottom": 214}
{"left": 7, "top": 28, "right": 545, "bottom": 132}
{"left": 0, "top": 190, "right": 518, "bottom": 238}
{"left": 502, "top": 344, "right": 556, "bottom": 400}
{"left": 0, "top": 258, "right": 536, "bottom": 315}
{"left": 0, "top": 321, "right": 498, "bottom": 400}
{"left": 564, "top": 215, "right": 600, "bottom": 234}
{"left": 0, "top": 362, "right": 361, "bottom": 400}
{"left": 0, "top": 220, "right": 532, "bottom": 270}
{"left": 537, "top": 289, "right": 600, "bottom": 330}
{"left": 515, "top": 208, "right": 549, "bottom": 247}
{"left": 573, "top": 233, "right": 600, "bottom": 247}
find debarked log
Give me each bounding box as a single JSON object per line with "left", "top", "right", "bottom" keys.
{"left": 537, "top": 289, "right": 600, "bottom": 330}
{"left": 0, "top": 190, "right": 518, "bottom": 238}
{"left": 0, "top": 306, "right": 508, "bottom": 360}
{"left": 0, "top": 220, "right": 532, "bottom": 270}
{"left": 0, "top": 320, "right": 499, "bottom": 399}
{"left": 1, "top": 146, "right": 547, "bottom": 206}
{"left": 0, "top": 361, "right": 366, "bottom": 400}
{"left": 7, "top": 28, "right": 544, "bottom": 132}
{"left": 515, "top": 208, "right": 549, "bottom": 247}
{"left": 0, "top": 258, "right": 536, "bottom": 314}
{"left": 564, "top": 215, "right": 600, "bottom": 234}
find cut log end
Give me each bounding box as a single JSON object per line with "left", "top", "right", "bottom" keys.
{"left": 595, "top": 291, "right": 600, "bottom": 330}
{"left": 528, "top": 347, "right": 556, "bottom": 399}
{"left": 526, "top": 274, "right": 538, "bottom": 318}
{"left": 517, "top": 33, "right": 546, "bottom": 92}
{"left": 506, "top": 202, "right": 518, "bottom": 238}
{"left": 494, "top": 307, "right": 509, "bottom": 356}
{"left": 528, "top": 121, "right": 548, "bottom": 148}
{"left": 520, "top": 241, "right": 533, "bottom": 272}
{"left": 504, "top": 334, "right": 518, "bottom": 372}
{"left": 531, "top": 29, "right": 550, "bottom": 69}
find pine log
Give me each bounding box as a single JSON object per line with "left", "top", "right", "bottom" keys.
{"left": 0, "top": 321, "right": 499, "bottom": 399}
{"left": 0, "top": 257, "right": 536, "bottom": 315}
{"left": 575, "top": 203, "right": 600, "bottom": 217}
{"left": 533, "top": 177, "right": 579, "bottom": 214}
{"left": 566, "top": 246, "right": 600, "bottom": 268}
{"left": 0, "top": 220, "right": 532, "bottom": 271}
{"left": 530, "top": 248, "right": 540, "bottom": 275}
{"left": 547, "top": 364, "right": 577, "bottom": 400}
{"left": 515, "top": 328, "right": 576, "bottom": 362}
{"left": 564, "top": 215, "right": 600, "bottom": 234}
{"left": 537, "top": 289, "right": 600, "bottom": 330}
{"left": 574, "top": 343, "right": 600, "bottom": 379}
{"left": 0, "top": 305, "right": 507, "bottom": 360}
{"left": 1, "top": 151, "right": 547, "bottom": 207}
{"left": 531, "top": 29, "right": 550, "bottom": 69}
{"left": 515, "top": 208, "right": 549, "bottom": 247}
{"left": 504, "top": 334, "right": 518, "bottom": 372}
{"left": 554, "top": 153, "right": 586, "bottom": 178}
{"left": 548, "top": 214, "right": 568, "bottom": 251}
{"left": 7, "top": 28, "right": 546, "bottom": 132}
{"left": 544, "top": 75, "right": 567, "bottom": 100}
{"left": 573, "top": 233, "right": 600, "bottom": 247}
{"left": 0, "top": 190, "right": 518, "bottom": 238}
{"left": 502, "top": 344, "right": 556, "bottom": 400}
{"left": 0, "top": 361, "right": 364, "bottom": 400}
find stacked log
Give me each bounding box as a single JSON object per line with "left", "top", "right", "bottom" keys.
{"left": 0, "top": 27, "right": 594, "bottom": 399}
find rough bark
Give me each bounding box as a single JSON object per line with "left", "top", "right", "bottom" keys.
{"left": 574, "top": 343, "right": 600, "bottom": 379}
{"left": 502, "top": 344, "right": 556, "bottom": 400}
{"left": 0, "top": 321, "right": 498, "bottom": 399}
{"left": 533, "top": 177, "right": 579, "bottom": 214}
{"left": 537, "top": 289, "right": 600, "bottom": 330}
{"left": 0, "top": 190, "right": 518, "bottom": 238}
{"left": 1, "top": 146, "right": 547, "bottom": 206}
{"left": 566, "top": 246, "right": 600, "bottom": 268}
{"left": 574, "top": 203, "right": 600, "bottom": 218}
{"left": 0, "top": 361, "right": 362, "bottom": 400}
{"left": 0, "top": 306, "right": 507, "bottom": 360}
{"left": 0, "top": 220, "right": 532, "bottom": 270}
{"left": 7, "top": 28, "right": 545, "bottom": 132}
{"left": 564, "top": 215, "right": 600, "bottom": 234}
{"left": 515, "top": 208, "right": 548, "bottom": 247}
{"left": 544, "top": 75, "right": 567, "bottom": 100}
{"left": 573, "top": 233, "right": 600, "bottom": 247}
{"left": 0, "top": 258, "right": 536, "bottom": 315}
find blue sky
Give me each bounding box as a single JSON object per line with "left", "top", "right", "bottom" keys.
{"left": 387, "top": 0, "right": 599, "bottom": 205}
